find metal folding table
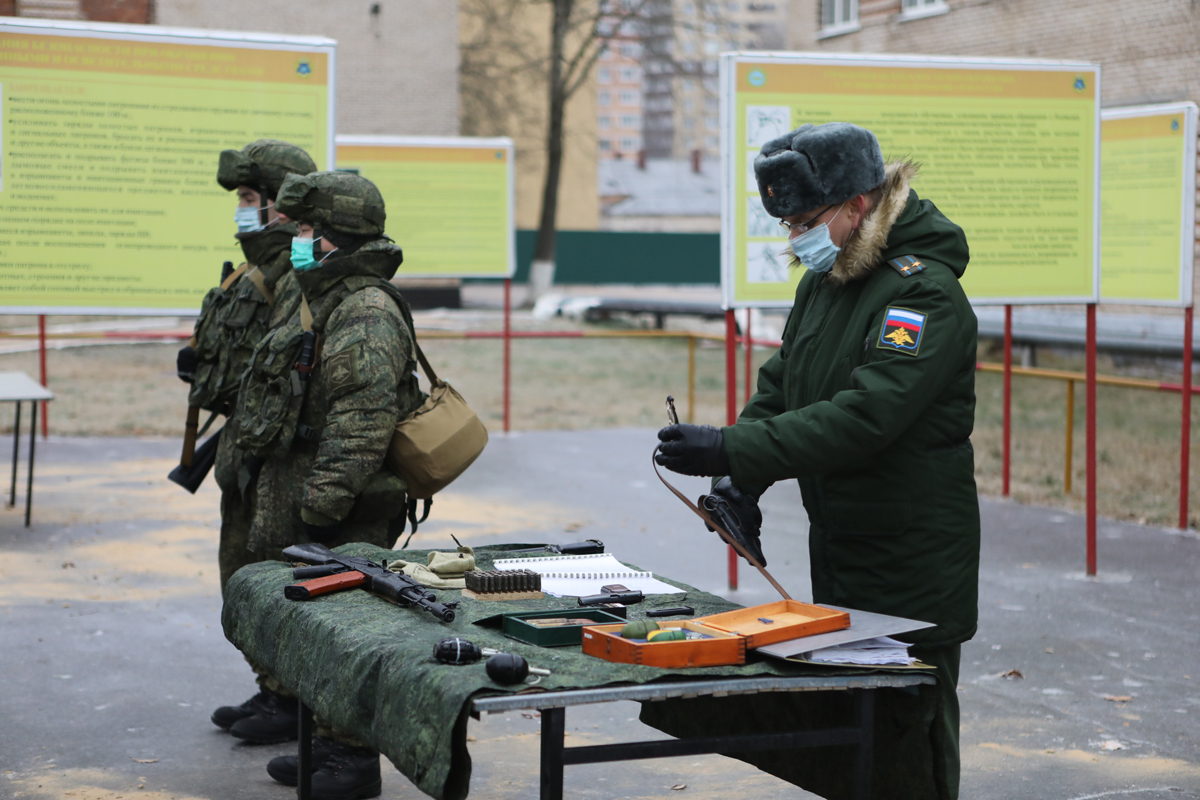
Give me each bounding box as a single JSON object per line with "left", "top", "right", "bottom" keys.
{"left": 0, "top": 371, "right": 54, "bottom": 527}
{"left": 295, "top": 671, "right": 934, "bottom": 800}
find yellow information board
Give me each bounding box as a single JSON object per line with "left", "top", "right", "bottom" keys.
{"left": 1100, "top": 103, "right": 1197, "bottom": 307}
{"left": 335, "top": 136, "right": 515, "bottom": 278}
{"left": 721, "top": 53, "right": 1101, "bottom": 308}
{"left": 0, "top": 19, "right": 335, "bottom": 314}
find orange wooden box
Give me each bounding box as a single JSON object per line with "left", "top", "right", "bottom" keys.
{"left": 581, "top": 620, "right": 747, "bottom": 668}
{"left": 580, "top": 601, "right": 850, "bottom": 668}
{"left": 697, "top": 600, "right": 851, "bottom": 648}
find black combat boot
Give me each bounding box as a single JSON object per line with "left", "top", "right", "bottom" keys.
{"left": 211, "top": 688, "right": 274, "bottom": 731}
{"left": 309, "top": 741, "right": 382, "bottom": 800}
{"left": 227, "top": 691, "right": 299, "bottom": 744}
{"left": 266, "top": 735, "right": 337, "bottom": 786}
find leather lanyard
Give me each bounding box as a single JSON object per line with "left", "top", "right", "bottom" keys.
{"left": 652, "top": 447, "right": 792, "bottom": 601}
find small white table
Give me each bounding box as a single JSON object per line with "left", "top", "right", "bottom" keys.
{"left": 0, "top": 372, "right": 54, "bottom": 527}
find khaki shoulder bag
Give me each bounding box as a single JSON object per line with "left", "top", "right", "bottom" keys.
{"left": 385, "top": 338, "right": 489, "bottom": 500}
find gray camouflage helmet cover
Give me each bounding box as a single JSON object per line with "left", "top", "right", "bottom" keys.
{"left": 274, "top": 171, "right": 387, "bottom": 236}
{"left": 216, "top": 139, "right": 318, "bottom": 199}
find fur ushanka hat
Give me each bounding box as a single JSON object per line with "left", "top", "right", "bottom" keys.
{"left": 754, "top": 122, "right": 886, "bottom": 218}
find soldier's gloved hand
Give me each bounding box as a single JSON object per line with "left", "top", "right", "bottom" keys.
{"left": 704, "top": 477, "right": 767, "bottom": 566}
{"left": 176, "top": 345, "right": 198, "bottom": 384}
{"left": 655, "top": 424, "right": 729, "bottom": 477}
{"left": 301, "top": 518, "right": 340, "bottom": 544}
{"left": 657, "top": 424, "right": 729, "bottom": 474}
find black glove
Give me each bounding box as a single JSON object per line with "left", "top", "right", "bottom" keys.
{"left": 703, "top": 477, "right": 767, "bottom": 566}
{"left": 176, "top": 345, "right": 198, "bottom": 384}
{"left": 301, "top": 518, "right": 340, "bottom": 544}
{"left": 655, "top": 424, "right": 729, "bottom": 477}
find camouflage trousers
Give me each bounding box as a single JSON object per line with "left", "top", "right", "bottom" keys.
{"left": 218, "top": 485, "right": 396, "bottom": 748}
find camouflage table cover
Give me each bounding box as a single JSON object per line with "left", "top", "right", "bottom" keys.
{"left": 223, "top": 543, "right": 942, "bottom": 800}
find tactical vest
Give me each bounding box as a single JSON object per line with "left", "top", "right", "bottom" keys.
{"left": 234, "top": 275, "right": 419, "bottom": 461}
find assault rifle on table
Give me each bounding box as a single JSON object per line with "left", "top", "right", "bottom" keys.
{"left": 282, "top": 542, "right": 458, "bottom": 623}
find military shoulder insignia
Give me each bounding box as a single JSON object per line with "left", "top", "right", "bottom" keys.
{"left": 325, "top": 349, "right": 360, "bottom": 393}
{"left": 877, "top": 306, "right": 927, "bottom": 356}
{"left": 886, "top": 255, "right": 925, "bottom": 277}
{"left": 363, "top": 287, "right": 387, "bottom": 310}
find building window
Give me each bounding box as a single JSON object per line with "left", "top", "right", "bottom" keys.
{"left": 683, "top": 98, "right": 695, "bottom": 112}
{"left": 706, "top": 135, "right": 719, "bottom": 149}
{"left": 600, "top": 139, "right": 612, "bottom": 151}
{"left": 900, "top": 0, "right": 948, "bottom": 20}
{"left": 620, "top": 114, "right": 640, "bottom": 128}
{"left": 620, "top": 137, "right": 639, "bottom": 150}
{"left": 705, "top": 115, "right": 719, "bottom": 129}
{"left": 599, "top": 116, "right": 612, "bottom": 129}
{"left": 819, "top": 0, "right": 859, "bottom": 38}
{"left": 599, "top": 91, "right": 611, "bottom": 106}
{"left": 598, "top": 68, "right": 611, "bottom": 84}
{"left": 620, "top": 67, "right": 637, "bottom": 82}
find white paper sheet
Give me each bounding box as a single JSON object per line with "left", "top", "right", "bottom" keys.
{"left": 492, "top": 553, "right": 682, "bottom": 597}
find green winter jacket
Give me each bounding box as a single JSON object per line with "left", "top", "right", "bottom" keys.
{"left": 722, "top": 162, "right": 980, "bottom": 648}
{"left": 234, "top": 240, "right": 424, "bottom": 552}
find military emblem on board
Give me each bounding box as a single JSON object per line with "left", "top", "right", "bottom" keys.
{"left": 877, "top": 306, "right": 927, "bottom": 356}
{"left": 296, "top": 60, "right": 313, "bottom": 77}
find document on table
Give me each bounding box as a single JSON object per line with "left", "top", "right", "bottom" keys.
{"left": 807, "top": 636, "right": 916, "bottom": 666}
{"left": 492, "top": 553, "right": 682, "bottom": 597}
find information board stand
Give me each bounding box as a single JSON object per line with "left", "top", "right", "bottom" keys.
{"left": 336, "top": 136, "right": 516, "bottom": 429}
{"left": 719, "top": 52, "right": 1102, "bottom": 584}
{"left": 1100, "top": 103, "right": 1198, "bottom": 531}
{"left": 0, "top": 18, "right": 336, "bottom": 315}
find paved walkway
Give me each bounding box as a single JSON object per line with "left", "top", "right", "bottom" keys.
{"left": 1, "top": 432, "right": 1197, "bottom": 799}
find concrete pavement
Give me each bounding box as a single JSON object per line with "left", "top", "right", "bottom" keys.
{"left": 0, "top": 431, "right": 1197, "bottom": 799}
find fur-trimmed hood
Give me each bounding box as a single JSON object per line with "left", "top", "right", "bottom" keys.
{"left": 826, "top": 159, "right": 918, "bottom": 284}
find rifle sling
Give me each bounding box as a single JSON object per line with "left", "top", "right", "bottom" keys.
{"left": 651, "top": 446, "right": 792, "bottom": 601}
{"left": 243, "top": 266, "right": 275, "bottom": 307}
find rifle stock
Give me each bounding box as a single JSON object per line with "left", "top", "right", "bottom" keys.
{"left": 168, "top": 426, "right": 221, "bottom": 494}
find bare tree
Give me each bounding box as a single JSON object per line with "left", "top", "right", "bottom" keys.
{"left": 460, "top": 0, "right": 648, "bottom": 299}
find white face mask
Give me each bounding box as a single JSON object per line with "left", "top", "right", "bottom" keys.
{"left": 788, "top": 203, "right": 844, "bottom": 273}
{"left": 235, "top": 206, "right": 262, "bottom": 233}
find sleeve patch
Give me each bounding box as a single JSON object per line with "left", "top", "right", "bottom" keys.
{"left": 886, "top": 256, "right": 925, "bottom": 277}
{"left": 326, "top": 348, "right": 360, "bottom": 393}
{"left": 877, "top": 306, "right": 927, "bottom": 356}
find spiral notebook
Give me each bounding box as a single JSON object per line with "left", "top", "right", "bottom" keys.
{"left": 492, "top": 553, "right": 681, "bottom": 597}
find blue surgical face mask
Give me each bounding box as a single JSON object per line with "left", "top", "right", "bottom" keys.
{"left": 291, "top": 236, "right": 318, "bottom": 271}
{"left": 788, "top": 203, "right": 844, "bottom": 274}
{"left": 235, "top": 206, "right": 264, "bottom": 233}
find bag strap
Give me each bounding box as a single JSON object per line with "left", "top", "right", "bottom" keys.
{"left": 372, "top": 280, "right": 440, "bottom": 386}
{"left": 300, "top": 291, "right": 314, "bottom": 332}
{"left": 243, "top": 266, "right": 275, "bottom": 308}
{"left": 220, "top": 262, "right": 249, "bottom": 291}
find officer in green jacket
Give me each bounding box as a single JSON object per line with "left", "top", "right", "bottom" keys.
{"left": 656, "top": 122, "right": 979, "bottom": 799}
{"left": 232, "top": 170, "right": 424, "bottom": 799}
{"left": 175, "top": 139, "right": 316, "bottom": 740}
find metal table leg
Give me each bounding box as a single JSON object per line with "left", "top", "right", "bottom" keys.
{"left": 539, "top": 707, "right": 566, "bottom": 800}
{"left": 8, "top": 401, "right": 19, "bottom": 508}
{"left": 298, "top": 700, "right": 313, "bottom": 800}
{"left": 852, "top": 688, "right": 876, "bottom": 800}
{"left": 25, "top": 401, "right": 36, "bottom": 527}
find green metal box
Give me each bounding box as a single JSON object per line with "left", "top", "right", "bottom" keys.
{"left": 501, "top": 609, "right": 626, "bottom": 647}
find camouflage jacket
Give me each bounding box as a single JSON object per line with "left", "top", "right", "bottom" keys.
{"left": 188, "top": 225, "right": 302, "bottom": 493}
{"left": 233, "top": 240, "right": 423, "bottom": 551}
{"left": 188, "top": 223, "right": 297, "bottom": 414}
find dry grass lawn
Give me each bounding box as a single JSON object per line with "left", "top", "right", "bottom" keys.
{"left": 0, "top": 326, "right": 1194, "bottom": 529}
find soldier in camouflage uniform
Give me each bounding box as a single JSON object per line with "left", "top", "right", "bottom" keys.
{"left": 174, "top": 139, "right": 316, "bottom": 741}
{"left": 231, "top": 171, "right": 424, "bottom": 799}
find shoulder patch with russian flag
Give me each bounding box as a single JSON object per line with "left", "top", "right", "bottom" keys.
{"left": 877, "top": 306, "right": 927, "bottom": 356}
